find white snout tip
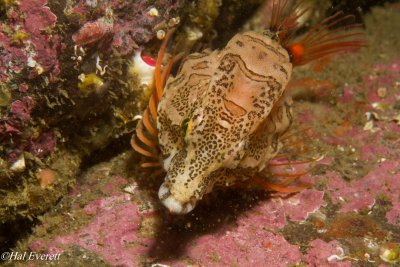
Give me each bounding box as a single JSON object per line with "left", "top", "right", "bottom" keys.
{"left": 158, "top": 183, "right": 195, "bottom": 214}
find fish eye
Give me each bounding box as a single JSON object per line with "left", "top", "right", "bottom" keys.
{"left": 181, "top": 117, "right": 190, "bottom": 134}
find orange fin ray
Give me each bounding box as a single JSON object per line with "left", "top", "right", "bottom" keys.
{"left": 268, "top": 158, "right": 319, "bottom": 167}
{"left": 142, "top": 109, "right": 158, "bottom": 139}
{"left": 155, "top": 28, "right": 176, "bottom": 101}
{"left": 131, "top": 136, "right": 159, "bottom": 158}
{"left": 148, "top": 94, "right": 158, "bottom": 121}
{"left": 281, "top": 127, "right": 311, "bottom": 141}
{"left": 136, "top": 121, "right": 158, "bottom": 149}
{"left": 273, "top": 148, "right": 310, "bottom": 160}
{"left": 141, "top": 162, "right": 162, "bottom": 168}
{"left": 269, "top": 170, "right": 310, "bottom": 179}
{"left": 249, "top": 175, "right": 309, "bottom": 193}
{"left": 284, "top": 9, "right": 366, "bottom": 66}
{"left": 133, "top": 29, "right": 177, "bottom": 164}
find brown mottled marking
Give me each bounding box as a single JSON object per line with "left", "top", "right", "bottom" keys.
{"left": 156, "top": 30, "right": 292, "bottom": 213}
{"left": 133, "top": 0, "right": 366, "bottom": 214}
{"left": 192, "top": 61, "right": 210, "bottom": 70}
{"left": 242, "top": 33, "right": 287, "bottom": 58}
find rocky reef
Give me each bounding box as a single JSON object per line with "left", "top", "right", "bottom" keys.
{"left": 0, "top": 0, "right": 238, "bottom": 248}
{"left": 1, "top": 0, "right": 400, "bottom": 266}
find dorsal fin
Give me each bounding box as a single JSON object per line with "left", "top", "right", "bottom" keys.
{"left": 267, "top": 0, "right": 366, "bottom": 66}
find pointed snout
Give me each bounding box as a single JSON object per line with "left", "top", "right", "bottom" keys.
{"left": 158, "top": 182, "right": 196, "bottom": 214}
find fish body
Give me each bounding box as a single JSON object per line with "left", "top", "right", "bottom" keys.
{"left": 157, "top": 32, "right": 293, "bottom": 213}
{"left": 131, "top": 1, "right": 365, "bottom": 214}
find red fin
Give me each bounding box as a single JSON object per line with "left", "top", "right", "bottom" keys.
{"left": 286, "top": 12, "right": 366, "bottom": 66}
{"left": 268, "top": 1, "right": 366, "bottom": 66}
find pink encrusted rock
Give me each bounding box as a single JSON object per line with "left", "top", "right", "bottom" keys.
{"left": 0, "top": 31, "right": 28, "bottom": 82}
{"left": 98, "top": 176, "right": 129, "bottom": 196}
{"left": 70, "top": 0, "right": 183, "bottom": 55}
{"left": 237, "top": 189, "right": 325, "bottom": 230}
{"left": 374, "top": 58, "right": 400, "bottom": 72}
{"left": 339, "top": 85, "right": 356, "bottom": 103}
{"left": 158, "top": 189, "right": 324, "bottom": 265}
{"left": 10, "top": 96, "right": 35, "bottom": 123}
{"left": 44, "top": 195, "right": 153, "bottom": 267}
{"left": 325, "top": 160, "right": 400, "bottom": 224}
{"left": 19, "top": 0, "right": 60, "bottom": 77}
{"left": 304, "top": 239, "right": 351, "bottom": 267}
{"left": 29, "top": 131, "right": 57, "bottom": 157}
{"left": 28, "top": 175, "right": 325, "bottom": 266}
{"left": 18, "top": 83, "right": 29, "bottom": 93}
{"left": 165, "top": 225, "right": 302, "bottom": 267}
{"left": 72, "top": 18, "right": 113, "bottom": 46}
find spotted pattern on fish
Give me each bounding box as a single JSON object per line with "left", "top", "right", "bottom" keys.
{"left": 156, "top": 32, "right": 293, "bottom": 210}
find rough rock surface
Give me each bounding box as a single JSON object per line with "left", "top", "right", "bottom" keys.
{"left": 1, "top": 2, "right": 400, "bottom": 267}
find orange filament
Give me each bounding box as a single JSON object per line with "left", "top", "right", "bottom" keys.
{"left": 268, "top": 158, "right": 319, "bottom": 167}
{"left": 135, "top": 122, "right": 158, "bottom": 149}
{"left": 282, "top": 137, "right": 307, "bottom": 148}
{"left": 287, "top": 78, "right": 335, "bottom": 91}
{"left": 155, "top": 28, "right": 176, "bottom": 101}
{"left": 270, "top": 0, "right": 309, "bottom": 45}
{"left": 131, "top": 136, "right": 159, "bottom": 159}
{"left": 264, "top": 182, "right": 309, "bottom": 193}
{"left": 148, "top": 94, "right": 158, "bottom": 121}
{"left": 281, "top": 127, "right": 311, "bottom": 141}
{"left": 132, "top": 28, "right": 176, "bottom": 167}
{"left": 273, "top": 147, "right": 310, "bottom": 159}
{"left": 141, "top": 162, "right": 162, "bottom": 168}
{"left": 161, "top": 56, "right": 175, "bottom": 89}
{"left": 286, "top": 12, "right": 366, "bottom": 66}
{"left": 249, "top": 175, "right": 309, "bottom": 193}
{"left": 142, "top": 109, "right": 157, "bottom": 138}
{"left": 268, "top": 170, "right": 310, "bottom": 179}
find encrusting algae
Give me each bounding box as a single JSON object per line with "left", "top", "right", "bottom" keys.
{"left": 132, "top": 0, "right": 366, "bottom": 214}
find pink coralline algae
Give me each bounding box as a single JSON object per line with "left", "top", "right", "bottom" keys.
{"left": 0, "top": 0, "right": 60, "bottom": 162}
{"left": 70, "top": 0, "right": 183, "bottom": 55}
{"left": 10, "top": 96, "right": 35, "bottom": 123}
{"left": 30, "top": 178, "right": 326, "bottom": 266}
{"left": 52, "top": 197, "right": 152, "bottom": 266}
{"left": 304, "top": 239, "right": 351, "bottom": 267}
{"left": 19, "top": 0, "right": 60, "bottom": 77}
{"left": 326, "top": 160, "right": 400, "bottom": 224}
{"left": 235, "top": 189, "right": 325, "bottom": 230}
{"left": 314, "top": 58, "right": 400, "bottom": 225}
{"left": 1, "top": 96, "right": 57, "bottom": 162}
{"left": 0, "top": 97, "right": 35, "bottom": 139}
{"left": 0, "top": 0, "right": 60, "bottom": 81}
{"left": 1, "top": 94, "right": 45, "bottom": 162}
{"left": 161, "top": 190, "right": 325, "bottom": 266}
{"left": 174, "top": 229, "right": 302, "bottom": 267}
{"left": 30, "top": 179, "right": 154, "bottom": 267}
{"left": 72, "top": 17, "right": 113, "bottom": 46}
{"left": 29, "top": 131, "right": 57, "bottom": 158}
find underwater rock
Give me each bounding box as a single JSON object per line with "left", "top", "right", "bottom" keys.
{"left": 1, "top": 1, "right": 400, "bottom": 266}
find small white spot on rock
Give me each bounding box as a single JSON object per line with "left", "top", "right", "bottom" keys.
{"left": 10, "top": 155, "right": 25, "bottom": 172}
{"left": 148, "top": 7, "right": 159, "bottom": 17}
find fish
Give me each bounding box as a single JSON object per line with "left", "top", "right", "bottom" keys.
{"left": 131, "top": 0, "right": 366, "bottom": 214}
